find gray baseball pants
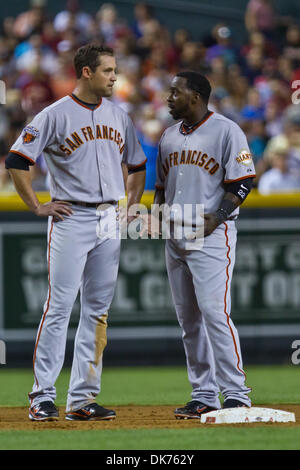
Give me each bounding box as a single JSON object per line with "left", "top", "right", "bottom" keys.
{"left": 28, "top": 204, "right": 120, "bottom": 412}
{"left": 165, "top": 221, "right": 251, "bottom": 409}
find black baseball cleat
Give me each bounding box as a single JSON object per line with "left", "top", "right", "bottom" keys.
{"left": 65, "top": 403, "right": 116, "bottom": 421}
{"left": 29, "top": 401, "right": 59, "bottom": 421}
{"left": 174, "top": 400, "right": 216, "bottom": 419}
{"left": 223, "top": 399, "right": 250, "bottom": 409}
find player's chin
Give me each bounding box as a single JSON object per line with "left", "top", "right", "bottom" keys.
{"left": 104, "top": 87, "right": 114, "bottom": 97}
{"left": 169, "top": 109, "right": 179, "bottom": 120}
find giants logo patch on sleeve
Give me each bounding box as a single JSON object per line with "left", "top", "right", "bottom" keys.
{"left": 22, "top": 126, "right": 40, "bottom": 144}
{"left": 236, "top": 150, "right": 253, "bottom": 166}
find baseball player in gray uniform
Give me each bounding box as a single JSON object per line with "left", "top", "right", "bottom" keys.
{"left": 154, "top": 71, "right": 256, "bottom": 418}
{"left": 6, "top": 44, "right": 146, "bottom": 421}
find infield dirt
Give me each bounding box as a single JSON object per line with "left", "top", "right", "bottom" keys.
{"left": 0, "top": 405, "right": 299, "bottom": 430}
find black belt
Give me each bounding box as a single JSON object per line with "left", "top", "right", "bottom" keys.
{"left": 178, "top": 215, "right": 237, "bottom": 228}
{"left": 69, "top": 201, "right": 100, "bottom": 208}
{"left": 53, "top": 199, "right": 116, "bottom": 208}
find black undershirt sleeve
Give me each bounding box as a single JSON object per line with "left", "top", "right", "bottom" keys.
{"left": 128, "top": 164, "right": 146, "bottom": 175}
{"left": 5, "top": 152, "right": 32, "bottom": 171}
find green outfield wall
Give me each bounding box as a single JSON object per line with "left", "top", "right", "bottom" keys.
{"left": 0, "top": 190, "right": 299, "bottom": 365}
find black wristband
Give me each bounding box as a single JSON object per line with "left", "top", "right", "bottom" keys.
{"left": 215, "top": 199, "right": 236, "bottom": 223}
{"left": 215, "top": 208, "right": 228, "bottom": 224}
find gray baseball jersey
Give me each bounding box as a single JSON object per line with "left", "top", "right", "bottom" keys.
{"left": 156, "top": 111, "right": 254, "bottom": 409}
{"left": 11, "top": 94, "right": 146, "bottom": 202}
{"left": 155, "top": 111, "right": 256, "bottom": 218}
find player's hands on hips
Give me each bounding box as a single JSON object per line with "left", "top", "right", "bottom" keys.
{"left": 34, "top": 201, "right": 73, "bottom": 221}
{"left": 203, "top": 213, "right": 221, "bottom": 237}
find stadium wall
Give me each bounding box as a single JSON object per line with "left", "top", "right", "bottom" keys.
{"left": 0, "top": 190, "right": 299, "bottom": 367}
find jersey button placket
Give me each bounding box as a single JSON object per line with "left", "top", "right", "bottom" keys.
{"left": 174, "top": 136, "right": 186, "bottom": 204}
{"left": 92, "top": 110, "right": 104, "bottom": 201}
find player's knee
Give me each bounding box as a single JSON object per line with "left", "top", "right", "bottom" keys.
{"left": 89, "top": 310, "right": 109, "bottom": 325}
{"left": 198, "top": 297, "right": 224, "bottom": 317}
{"left": 47, "top": 301, "right": 75, "bottom": 318}
{"left": 85, "top": 292, "right": 114, "bottom": 313}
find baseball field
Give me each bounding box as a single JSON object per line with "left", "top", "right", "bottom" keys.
{"left": 0, "top": 365, "right": 299, "bottom": 450}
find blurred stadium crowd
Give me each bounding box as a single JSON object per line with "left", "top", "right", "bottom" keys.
{"left": 0, "top": 0, "right": 300, "bottom": 193}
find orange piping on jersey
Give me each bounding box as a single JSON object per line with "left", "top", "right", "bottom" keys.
{"left": 69, "top": 94, "right": 102, "bottom": 110}
{"left": 180, "top": 111, "right": 214, "bottom": 135}
{"left": 223, "top": 222, "right": 247, "bottom": 381}
{"left": 32, "top": 219, "right": 54, "bottom": 388}
{"left": 127, "top": 158, "right": 147, "bottom": 169}
{"left": 9, "top": 150, "right": 35, "bottom": 165}
{"left": 224, "top": 174, "right": 256, "bottom": 183}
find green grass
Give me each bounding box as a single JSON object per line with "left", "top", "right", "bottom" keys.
{"left": 0, "top": 365, "right": 299, "bottom": 407}
{"left": 0, "top": 365, "right": 299, "bottom": 449}
{"left": 0, "top": 428, "right": 300, "bottom": 450}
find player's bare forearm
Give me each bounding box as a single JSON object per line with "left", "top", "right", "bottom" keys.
{"left": 121, "top": 163, "right": 128, "bottom": 189}
{"left": 8, "top": 168, "right": 73, "bottom": 220}
{"left": 8, "top": 168, "right": 40, "bottom": 212}
{"left": 126, "top": 170, "right": 146, "bottom": 223}
{"left": 140, "top": 188, "right": 165, "bottom": 238}
{"left": 222, "top": 192, "right": 241, "bottom": 209}
{"left": 126, "top": 170, "right": 146, "bottom": 209}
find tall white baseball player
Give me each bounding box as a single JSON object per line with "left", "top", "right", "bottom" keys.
{"left": 154, "top": 71, "right": 255, "bottom": 418}
{"left": 6, "top": 44, "right": 146, "bottom": 421}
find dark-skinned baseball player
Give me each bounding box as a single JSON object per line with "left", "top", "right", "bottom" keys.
{"left": 152, "top": 71, "right": 255, "bottom": 418}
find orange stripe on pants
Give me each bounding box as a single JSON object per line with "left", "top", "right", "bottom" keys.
{"left": 32, "top": 219, "right": 54, "bottom": 388}
{"left": 223, "top": 222, "right": 246, "bottom": 380}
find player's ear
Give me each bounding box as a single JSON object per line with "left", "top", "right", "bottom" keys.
{"left": 191, "top": 91, "right": 201, "bottom": 105}
{"left": 81, "top": 66, "right": 93, "bottom": 79}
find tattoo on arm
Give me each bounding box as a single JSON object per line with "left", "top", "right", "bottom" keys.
{"left": 215, "top": 193, "right": 240, "bottom": 224}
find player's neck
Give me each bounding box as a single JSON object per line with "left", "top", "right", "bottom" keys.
{"left": 72, "top": 86, "right": 101, "bottom": 105}
{"left": 183, "top": 107, "right": 208, "bottom": 127}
